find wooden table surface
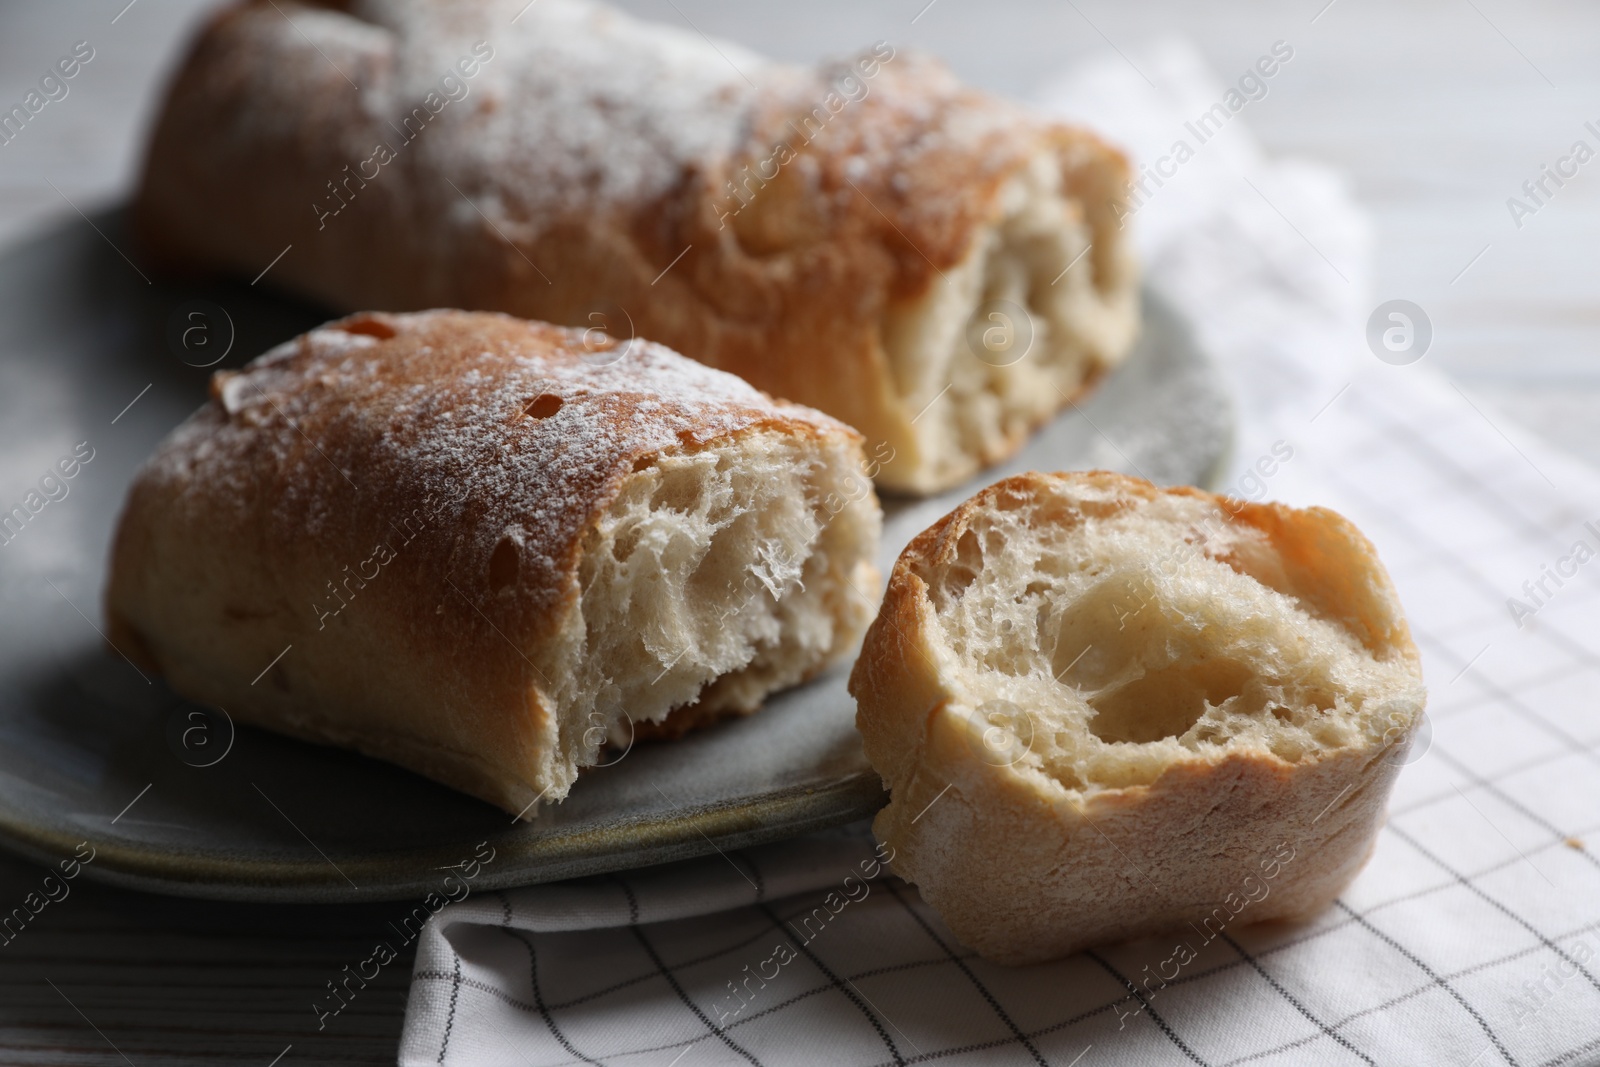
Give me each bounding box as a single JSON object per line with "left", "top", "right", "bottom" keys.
{"left": 2, "top": 1, "right": 1598, "bottom": 1063}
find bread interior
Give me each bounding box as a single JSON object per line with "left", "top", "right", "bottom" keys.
{"left": 914, "top": 482, "right": 1421, "bottom": 792}
{"left": 549, "top": 430, "right": 879, "bottom": 779}
{"left": 881, "top": 153, "right": 1137, "bottom": 490}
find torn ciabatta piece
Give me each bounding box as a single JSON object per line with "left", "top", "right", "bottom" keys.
{"left": 134, "top": 0, "right": 1138, "bottom": 494}
{"left": 850, "top": 471, "right": 1425, "bottom": 964}
{"left": 105, "top": 310, "right": 882, "bottom": 816}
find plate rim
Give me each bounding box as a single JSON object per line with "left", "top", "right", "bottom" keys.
{"left": 0, "top": 771, "right": 888, "bottom": 903}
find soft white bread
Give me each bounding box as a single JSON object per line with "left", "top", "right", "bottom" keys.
{"left": 849, "top": 471, "right": 1425, "bottom": 964}
{"left": 133, "top": 0, "right": 1138, "bottom": 494}
{"left": 105, "top": 310, "right": 881, "bottom": 816}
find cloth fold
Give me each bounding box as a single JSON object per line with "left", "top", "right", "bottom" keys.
{"left": 401, "top": 42, "right": 1600, "bottom": 1067}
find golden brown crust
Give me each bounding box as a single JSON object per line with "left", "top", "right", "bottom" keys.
{"left": 105, "top": 309, "right": 866, "bottom": 814}
{"left": 849, "top": 471, "right": 1426, "bottom": 964}
{"left": 133, "top": 0, "right": 1135, "bottom": 493}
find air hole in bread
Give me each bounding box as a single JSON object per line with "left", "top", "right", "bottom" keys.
{"left": 1087, "top": 658, "right": 1253, "bottom": 745}
{"left": 488, "top": 536, "right": 520, "bottom": 592}
{"left": 648, "top": 463, "right": 704, "bottom": 512}
{"left": 938, "top": 528, "right": 984, "bottom": 601}
{"left": 916, "top": 478, "right": 1417, "bottom": 789}
{"left": 335, "top": 316, "right": 397, "bottom": 340}
{"left": 546, "top": 431, "right": 879, "bottom": 776}
{"left": 522, "top": 394, "right": 563, "bottom": 419}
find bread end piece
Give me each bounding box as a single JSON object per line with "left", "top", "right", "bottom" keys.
{"left": 105, "top": 310, "right": 882, "bottom": 818}
{"left": 849, "top": 471, "right": 1425, "bottom": 964}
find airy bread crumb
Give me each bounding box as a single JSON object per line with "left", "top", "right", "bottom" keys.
{"left": 550, "top": 431, "right": 880, "bottom": 781}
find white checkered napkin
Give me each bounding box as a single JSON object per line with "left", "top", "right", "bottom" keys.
{"left": 399, "top": 825, "right": 911, "bottom": 1066}
{"left": 400, "top": 43, "right": 1600, "bottom": 1067}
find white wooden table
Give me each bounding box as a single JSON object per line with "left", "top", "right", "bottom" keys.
{"left": 2, "top": 1, "right": 1597, "bottom": 1062}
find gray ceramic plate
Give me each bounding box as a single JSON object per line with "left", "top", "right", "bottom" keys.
{"left": 0, "top": 210, "right": 1231, "bottom": 902}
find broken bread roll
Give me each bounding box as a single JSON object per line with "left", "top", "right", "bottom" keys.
{"left": 134, "top": 0, "right": 1138, "bottom": 494}
{"left": 105, "top": 310, "right": 882, "bottom": 816}
{"left": 850, "top": 471, "right": 1425, "bottom": 964}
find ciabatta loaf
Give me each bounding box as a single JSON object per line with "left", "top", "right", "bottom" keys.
{"left": 850, "top": 471, "right": 1425, "bottom": 964}
{"left": 134, "top": 0, "right": 1138, "bottom": 494}
{"left": 106, "top": 310, "right": 882, "bottom": 816}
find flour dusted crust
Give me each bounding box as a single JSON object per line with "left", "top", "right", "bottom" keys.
{"left": 134, "top": 0, "right": 1138, "bottom": 494}
{"left": 849, "top": 471, "right": 1426, "bottom": 964}
{"left": 105, "top": 310, "right": 881, "bottom": 816}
